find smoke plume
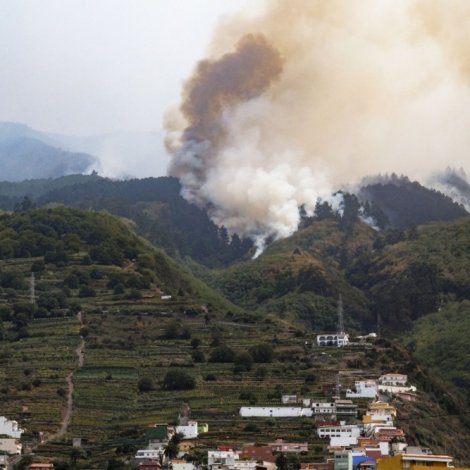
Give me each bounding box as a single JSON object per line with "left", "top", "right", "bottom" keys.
{"left": 166, "top": 0, "right": 470, "bottom": 241}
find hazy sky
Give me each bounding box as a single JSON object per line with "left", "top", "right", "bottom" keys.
{"left": 0, "top": 0, "right": 257, "bottom": 136}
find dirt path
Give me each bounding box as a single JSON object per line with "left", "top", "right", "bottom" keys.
{"left": 46, "top": 312, "right": 85, "bottom": 442}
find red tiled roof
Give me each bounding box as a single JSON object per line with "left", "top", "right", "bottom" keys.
{"left": 240, "top": 446, "right": 276, "bottom": 463}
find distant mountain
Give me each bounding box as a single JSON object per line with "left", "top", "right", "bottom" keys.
{"left": 51, "top": 130, "right": 169, "bottom": 178}
{"left": 0, "top": 122, "right": 51, "bottom": 143}
{"left": 0, "top": 137, "right": 97, "bottom": 181}
{"left": 358, "top": 175, "right": 468, "bottom": 229}
{"left": 0, "top": 122, "right": 168, "bottom": 179}
{"left": 428, "top": 167, "right": 470, "bottom": 212}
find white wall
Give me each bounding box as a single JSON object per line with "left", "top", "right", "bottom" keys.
{"left": 240, "top": 407, "right": 313, "bottom": 417}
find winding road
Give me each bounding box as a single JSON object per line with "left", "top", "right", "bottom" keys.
{"left": 46, "top": 312, "right": 85, "bottom": 442}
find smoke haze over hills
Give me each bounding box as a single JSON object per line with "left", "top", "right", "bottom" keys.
{"left": 166, "top": 0, "right": 470, "bottom": 241}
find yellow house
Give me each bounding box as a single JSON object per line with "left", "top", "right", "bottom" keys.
{"left": 198, "top": 423, "right": 209, "bottom": 433}
{"left": 377, "top": 453, "right": 470, "bottom": 470}
{"left": 368, "top": 402, "right": 397, "bottom": 418}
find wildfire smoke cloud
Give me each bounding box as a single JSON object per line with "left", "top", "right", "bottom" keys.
{"left": 165, "top": 0, "right": 470, "bottom": 241}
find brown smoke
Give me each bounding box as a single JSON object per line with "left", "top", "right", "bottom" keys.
{"left": 165, "top": 0, "right": 470, "bottom": 241}
{"left": 167, "top": 33, "right": 283, "bottom": 203}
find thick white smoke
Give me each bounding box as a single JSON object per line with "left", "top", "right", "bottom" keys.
{"left": 166, "top": 0, "right": 470, "bottom": 241}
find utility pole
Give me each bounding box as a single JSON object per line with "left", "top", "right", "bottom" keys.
{"left": 337, "top": 294, "right": 345, "bottom": 335}
{"left": 334, "top": 372, "right": 341, "bottom": 399}
{"left": 30, "top": 272, "right": 35, "bottom": 307}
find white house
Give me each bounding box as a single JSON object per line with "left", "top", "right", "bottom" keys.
{"left": 233, "top": 461, "right": 257, "bottom": 470}
{"left": 171, "top": 460, "right": 195, "bottom": 470}
{"left": 208, "top": 450, "right": 239, "bottom": 470}
{"left": 317, "top": 423, "right": 362, "bottom": 447}
{"left": 378, "top": 384, "right": 417, "bottom": 395}
{"left": 135, "top": 448, "right": 165, "bottom": 460}
{"left": 239, "top": 407, "right": 313, "bottom": 418}
{"left": 316, "top": 334, "right": 349, "bottom": 347}
{"left": 346, "top": 380, "right": 378, "bottom": 398}
{"left": 0, "top": 417, "right": 23, "bottom": 439}
{"left": 378, "top": 374, "right": 407, "bottom": 386}
{"left": 175, "top": 420, "right": 198, "bottom": 439}
{"left": 311, "top": 402, "right": 336, "bottom": 414}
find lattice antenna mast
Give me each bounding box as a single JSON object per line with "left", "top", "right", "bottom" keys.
{"left": 335, "top": 372, "right": 341, "bottom": 399}
{"left": 30, "top": 272, "right": 35, "bottom": 306}
{"left": 337, "top": 294, "right": 345, "bottom": 335}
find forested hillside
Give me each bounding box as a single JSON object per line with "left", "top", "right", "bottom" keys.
{"left": 403, "top": 301, "right": 470, "bottom": 404}
{"left": 37, "top": 177, "right": 253, "bottom": 267}
{"left": 359, "top": 175, "right": 467, "bottom": 228}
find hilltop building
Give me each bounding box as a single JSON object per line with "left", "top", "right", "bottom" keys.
{"left": 316, "top": 296, "right": 349, "bottom": 347}
{"left": 378, "top": 374, "right": 408, "bottom": 386}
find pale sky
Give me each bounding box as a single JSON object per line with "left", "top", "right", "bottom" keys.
{"left": 0, "top": 0, "right": 258, "bottom": 136}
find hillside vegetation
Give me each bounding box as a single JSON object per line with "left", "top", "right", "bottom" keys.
{"left": 0, "top": 205, "right": 469, "bottom": 467}
{"left": 403, "top": 301, "right": 470, "bottom": 404}
{"left": 36, "top": 177, "right": 253, "bottom": 267}
{"left": 359, "top": 176, "right": 468, "bottom": 228}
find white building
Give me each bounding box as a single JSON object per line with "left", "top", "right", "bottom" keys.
{"left": 317, "top": 423, "right": 362, "bottom": 447}
{"left": 208, "top": 451, "right": 239, "bottom": 470}
{"left": 346, "top": 380, "right": 378, "bottom": 399}
{"left": 233, "top": 461, "right": 257, "bottom": 470}
{"left": 135, "top": 448, "right": 165, "bottom": 460}
{"left": 175, "top": 420, "right": 198, "bottom": 439}
{"left": 239, "top": 407, "right": 313, "bottom": 418}
{"left": 378, "top": 384, "right": 417, "bottom": 395}
{"left": 0, "top": 417, "right": 23, "bottom": 439}
{"left": 172, "top": 460, "right": 195, "bottom": 470}
{"left": 316, "top": 334, "right": 349, "bottom": 347}
{"left": 311, "top": 402, "right": 336, "bottom": 414}
{"left": 378, "top": 374, "right": 407, "bottom": 386}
